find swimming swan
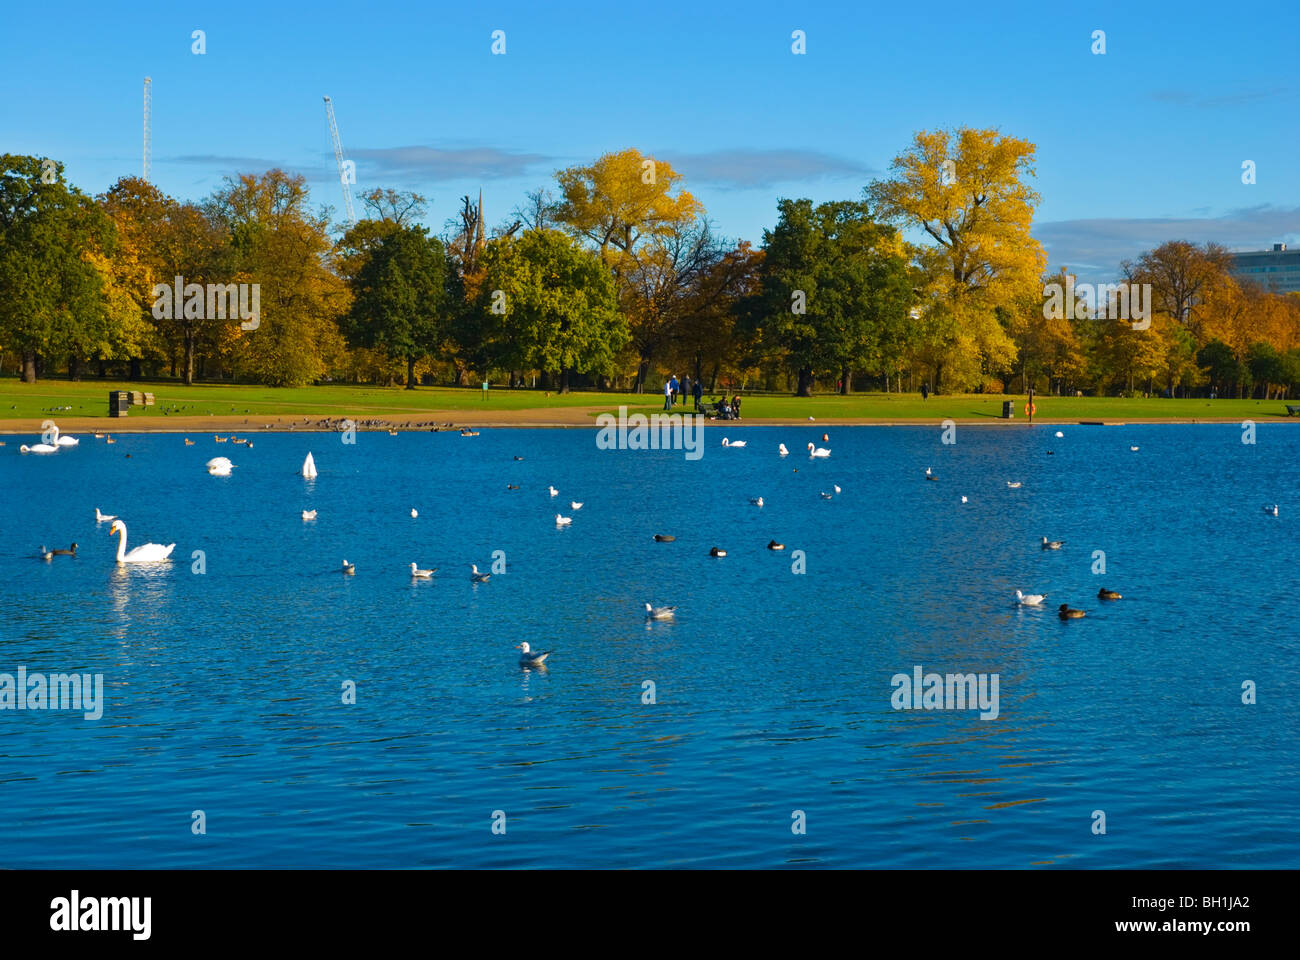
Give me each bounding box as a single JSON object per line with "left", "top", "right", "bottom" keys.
{"left": 109, "top": 520, "right": 175, "bottom": 564}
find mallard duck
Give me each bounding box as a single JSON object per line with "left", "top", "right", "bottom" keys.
{"left": 1058, "top": 604, "right": 1085, "bottom": 619}
{"left": 1097, "top": 588, "right": 1122, "bottom": 600}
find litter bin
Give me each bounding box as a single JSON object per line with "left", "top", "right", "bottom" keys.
{"left": 1001, "top": 400, "right": 1015, "bottom": 419}
{"left": 109, "top": 391, "right": 130, "bottom": 417}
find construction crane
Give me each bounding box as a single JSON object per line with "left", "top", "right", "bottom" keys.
{"left": 323, "top": 96, "right": 355, "bottom": 224}
{"left": 143, "top": 77, "right": 152, "bottom": 182}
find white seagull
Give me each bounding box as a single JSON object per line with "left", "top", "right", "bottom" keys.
{"left": 471, "top": 564, "right": 491, "bottom": 583}
{"left": 961, "top": 496, "right": 968, "bottom": 503}
{"left": 1264, "top": 504, "right": 1279, "bottom": 516}
{"left": 410, "top": 508, "right": 418, "bottom": 518}
{"left": 749, "top": 496, "right": 764, "bottom": 507}
{"left": 808, "top": 443, "right": 831, "bottom": 458}
{"left": 1015, "top": 589, "right": 1048, "bottom": 606}
{"left": 95, "top": 508, "right": 117, "bottom": 523}
{"left": 301, "top": 509, "right": 317, "bottom": 520}
{"left": 570, "top": 501, "right": 583, "bottom": 510}
{"left": 1041, "top": 537, "right": 1066, "bottom": 550}
{"left": 548, "top": 485, "right": 559, "bottom": 497}
{"left": 1055, "top": 431, "right": 1064, "bottom": 438}
{"left": 555, "top": 514, "right": 572, "bottom": 525}
{"left": 645, "top": 602, "right": 676, "bottom": 620}
{"left": 410, "top": 562, "right": 435, "bottom": 578}
{"left": 516, "top": 641, "right": 551, "bottom": 667}
{"left": 833, "top": 484, "right": 841, "bottom": 494}
{"left": 1007, "top": 481, "right": 1022, "bottom": 489}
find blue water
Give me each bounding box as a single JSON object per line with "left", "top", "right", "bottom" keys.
{"left": 1, "top": 423, "right": 1297, "bottom": 868}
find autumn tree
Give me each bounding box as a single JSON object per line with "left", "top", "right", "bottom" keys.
{"left": 868, "top": 128, "right": 1045, "bottom": 392}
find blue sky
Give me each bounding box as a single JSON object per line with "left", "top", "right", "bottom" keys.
{"left": 3, "top": 0, "right": 1297, "bottom": 281}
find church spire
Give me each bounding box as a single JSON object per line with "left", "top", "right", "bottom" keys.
{"left": 475, "top": 189, "right": 485, "bottom": 251}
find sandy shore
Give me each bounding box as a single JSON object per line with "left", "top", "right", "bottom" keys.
{"left": 2, "top": 408, "right": 1292, "bottom": 434}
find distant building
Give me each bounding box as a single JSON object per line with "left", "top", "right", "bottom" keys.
{"left": 1230, "top": 243, "right": 1300, "bottom": 294}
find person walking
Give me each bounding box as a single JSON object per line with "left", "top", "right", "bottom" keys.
{"left": 663, "top": 378, "right": 673, "bottom": 411}
{"left": 669, "top": 374, "right": 680, "bottom": 406}
{"left": 682, "top": 375, "right": 691, "bottom": 406}
{"left": 693, "top": 377, "right": 703, "bottom": 411}
{"left": 921, "top": 382, "right": 930, "bottom": 402}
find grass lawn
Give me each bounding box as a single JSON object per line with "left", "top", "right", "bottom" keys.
{"left": 0, "top": 377, "right": 1293, "bottom": 423}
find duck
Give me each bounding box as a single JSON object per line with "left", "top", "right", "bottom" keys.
{"left": 184, "top": 438, "right": 195, "bottom": 445}
{"left": 1015, "top": 589, "right": 1047, "bottom": 606}
{"left": 721, "top": 437, "right": 747, "bottom": 447}
{"left": 410, "top": 563, "right": 436, "bottom": 578}
{"left": 1263, "top": 504, "right": 1278, "bottom": 516}
{"left": 653, "top": 534, "right": 676, "bottom": 542}
{"left": 778, "top": 443, "right": 789, "bottom": 456}
{"left": 506, "top": 484, "right": 520, "bottom": 490}
{"left": 1058, "top": 604, "right": 1086, "bottom": 619}
{"left": 767, "top": 539, "right": 785, "bottom": 550}
{"left": 513, "top": 456, "right": 525, "bottom": 461}
{"left": 749, "top": 496, "right": 764, "bottom": 507}
{"left": 1041, "top": 537, "right": 1066, "bottom": 550}
{"left": 1097, "top": 587, "right": 1122, "bottom": 600}
{"left": 301, "top": 509, "right": 317, "bottom": 520}
{"left": 807, "top": 443, "right": 831, "bottom": 458}
{"left": 709, "top": 547, "right": 727, "bottom": 557}
{"left": 516, "top": 642, "right": 551, "bottom": 667}
{"left": 644, "top": 602, "right": 676, "bottom": 620}
{"left": 49, "top": 543, "right": 78, "bottom": 556}
{"left": 39, "top": 547, "right": 53, "bottom": 561}
{"left": 214, "top": 435, "right": 228, "bottom": 442}
{"left": 95, "top": 508, "right": 116, "bottom": 523}
{"left": 570, "top": 501, "right": 583, "bottom": 510}
{"left": 1130, "top": 446, "right": 1140, "bottom": 452}
{"left": 555, "top": 514, "right": 572, "bottom": 525}
{"left": 471, "top": 564, "right": 491, "bottom": 583}
{"left": 341, "top": 560, "right": 355, "bottom": 575}
{"left": 1006, "top": 481, "right": 1022, "bottom": 489}
{"left": 105, "top": 437, "right": 116, "bottom": 445}
{"left": 548, "top": 485, "right": 559, "bottom": 497}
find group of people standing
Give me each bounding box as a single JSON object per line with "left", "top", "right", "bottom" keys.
{"left": 662, "top": 375, "right": 741, "bottom": 418}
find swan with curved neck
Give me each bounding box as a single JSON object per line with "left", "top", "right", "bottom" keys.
{"left": 108, "top": 520, "right": 175, "bottom": 563}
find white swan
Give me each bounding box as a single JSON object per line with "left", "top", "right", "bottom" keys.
{"left": 95, "top": 508, "right": 117, "bottom": 523}
{"left": 721, "top": 437, "right": 746, "bottom": 447}
{"left": 206, "top": 456, "right": 234, "bottom": 476}
{"left": 410, "top": 562, "right": 435, "bottom": 578}
{"left": 548, "top": 485, "right": 559, "bottom": 497}
{"left": 778, "top": 443, "right": 789, "bottom": 456}
{"left": 516, "top": 641, "right": 551, "bottom": 667}
{"left": 108, "top": 520, "right": 175, "bottom": 564}
{"left": 555, "top": 514, "right": 572, "bottom": 525}
{"left": 1015, "top": 589, "right": 1047, "bottom": 606}
{"left": 301, "top": 509, "right": 317, "bottom": 520}
{"left": 807, "top": 443, "right": 830, "bottom": 458}
{"left": 645, "top": 602, "right": 676, "bottom": 620}
{"left": 20, "top": 437, "right": 58, "bottom": 454}
{"left": 50, "top": 425, "right": 78, "bottom": 446}
{"left": 301, "top": 452, "right": 317, "bottom": 478}
{"left": 570, "top": 501, "right": 583, "bottom": 510}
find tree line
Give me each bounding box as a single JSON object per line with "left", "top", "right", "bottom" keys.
{"left": 2, "top": 130, "right": 1297, "bottom": 397}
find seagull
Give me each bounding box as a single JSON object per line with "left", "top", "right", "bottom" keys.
{"left": 1041, "top": 537, "right": 1066, "bottom": 550}
{"left": 925, "top": 467, "right": 936, "bottom": 480}
{"left": 410, "top": 508, "right": 418, "bottom": 518}
{"left": 410, "top": 562, "right": 436, "bottom": 578}
{"left": 1264, "top": 504, "right": 1278, "bottom": 516}
{"left": 644, "top": 602, "right": 676, "bottom": 620}
{"left": 833, "top": 484, "right": 841, "bottom": 494}
{"left": 961, "top": 496, "right": 968, "bottom": 503}
{"left": 471, "top": 564, "right": 491, "bottom": 583}
{"left": 1006, "top": 481, "right": 1022, "bottom": 488}
{"left": 778, "top": 443, "right": 789, "bottom": 456}
{"left": 750, "top": 496, "right": 764, "bottom": 507}
{"left": 301, "top": 509, "right": 317, "bottom": 520}
{"left": 570, "top": 501, "right": 583, "bottom": 510}
{"left": 341, "top": 560, "right": 355, "bottom": 575}
{"left": 548, "top": 485, "right": 559, "bottom": 497}
{"left": 516, "top": 642, "right": 551, "bottom": 667}
{"left": 808, "top": 443, "right": 831, "bottom": 458}
{"left": 820, "top": 492, "right": 833, "bottom": 499}
{"left": 1130, "top": 446, "right": 1140, "bottom": 452}
{"left": 555, "top": 514, "right": 572, "bottom": 525}
{"left": 721, "top": 437, "right": 747, "bottom": 447}
{"left": 1055, "top": 431, "right": 1064, "bottom": 438}
{"left": 95, "top": 508, "right": 116, "bottom": 523}
{"left": 1015, "top": 589, "right": 1047, "bottom": 606}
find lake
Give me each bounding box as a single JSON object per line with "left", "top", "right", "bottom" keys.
{"left": 1, "top": 422, "right": 1296, "bottom": 868}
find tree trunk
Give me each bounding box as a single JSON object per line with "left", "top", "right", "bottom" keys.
{"left": 406, "top": 357, "right": 417, "bottom": 389}
{"left": 184, "top": 332, "right": 196, "bottom": 386}
{"left": 635, "top": 358, "right": 649, "bottom": 394}
{"left": 796, "top": 367, "right": 813, "bottom": 397}
{"left": 97, "top": 358, "right": 107, "bottom": 378}
{"left": 68, "top": 355, "right": 81, "bottom": 381}
{"left": 559, "top": 366, "right": 571, "bottom": 394}
{"left": 840, "top": 366, "right": 851, "bottom": 395}
{"left": 21, "top": 351, "right": 37, "bottom": 383}
{"left": 129, "top": 357, "right": 142, "bottom": 380}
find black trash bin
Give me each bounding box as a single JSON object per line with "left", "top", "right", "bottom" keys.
{"left": 109, "top": 391, "right": 130, "bottom": 417}
{"left": 1001, "top": 400, "right": 1015, "bottom": 419}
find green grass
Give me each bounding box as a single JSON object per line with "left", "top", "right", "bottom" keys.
{"left": 0, "top": 377, "right": 1293, "bottom": 422}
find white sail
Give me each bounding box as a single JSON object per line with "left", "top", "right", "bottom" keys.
{"left": 302, "top": 452, "right": 317, "bottom": 478}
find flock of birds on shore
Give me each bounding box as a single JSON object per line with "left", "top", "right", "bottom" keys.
{"left": 20, "top": 421, "right": 1287, "bottom": 657}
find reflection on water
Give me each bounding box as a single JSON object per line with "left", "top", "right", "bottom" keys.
{"left": 0, "top": 424, "right": 1297, "bottom": 867}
